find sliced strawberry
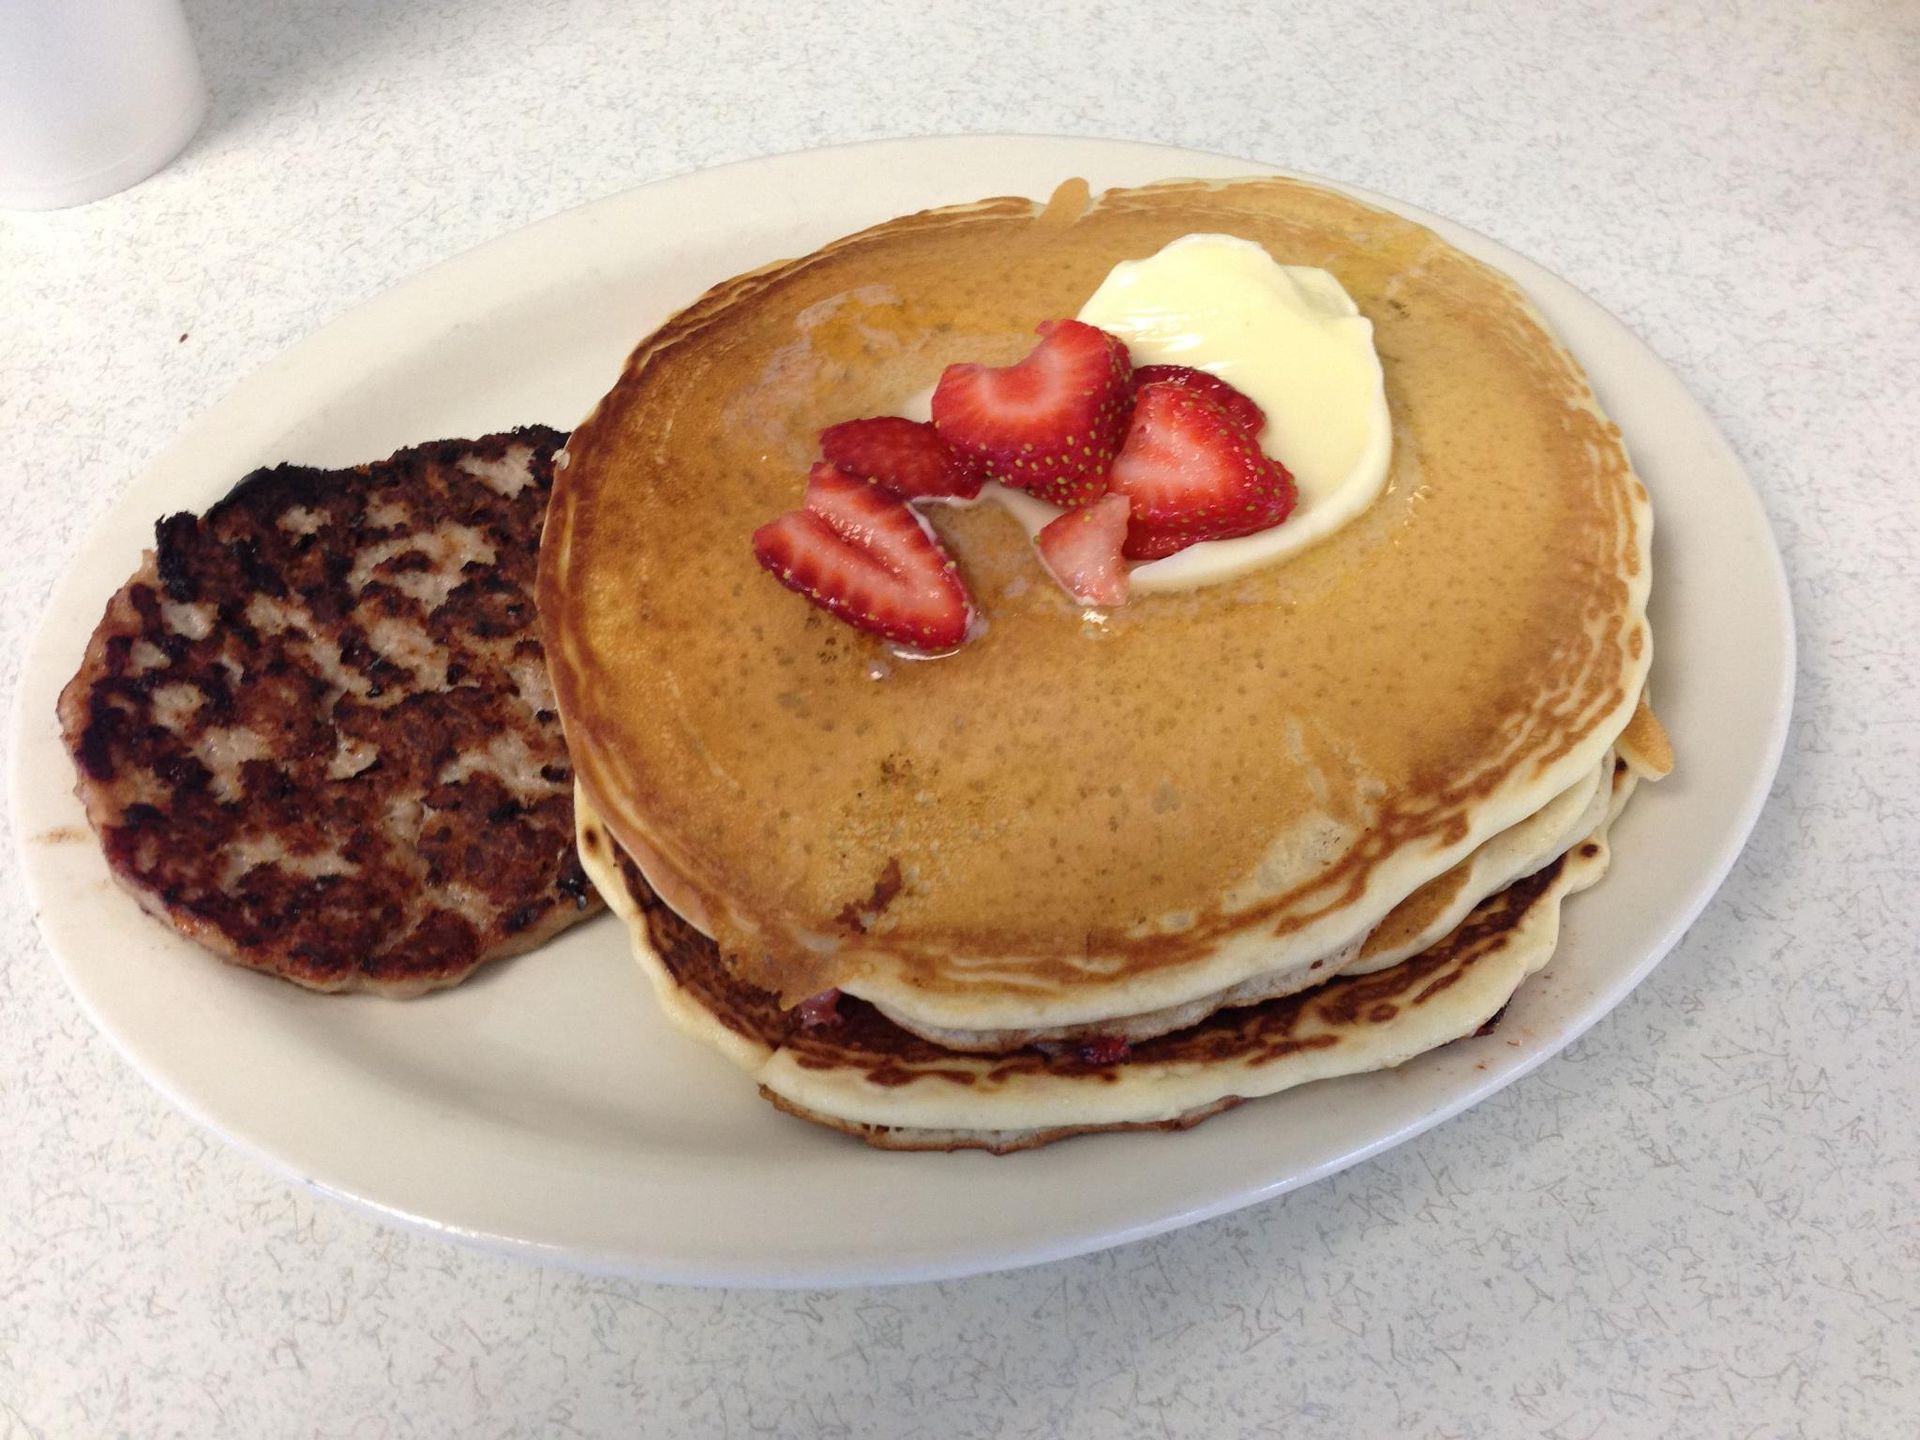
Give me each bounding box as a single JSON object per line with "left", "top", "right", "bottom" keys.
{"left": 1079, "top": 1034, "right": 1132, "bottom": 1065}
{"left": 1108, "top": 383, "right": 1298, "bottom": 561}
{"left": 820, "top": 416, "right": 983, "bottom": 500}
{"left": 792, "top": 989, "right": 844, "bottom": 1029}
{"left": 1129, "top": 364, "right": 1266, "bottom": 437}
{"left": 1034, "top": 492, "right": 1131, "bottom": 606}
{"left": 752, "top": 464, "right": 973, "bottom": 650}
{"left": 930, "top": 319, "right": 1133, "bottom": 507}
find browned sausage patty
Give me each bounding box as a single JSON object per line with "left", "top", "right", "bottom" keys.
{"left": 56, "top": 428, "right": 599, "bottom": 996}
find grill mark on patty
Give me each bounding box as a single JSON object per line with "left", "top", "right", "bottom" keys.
{"left": 57, "top": 427, "right": 601, "bottom": 996}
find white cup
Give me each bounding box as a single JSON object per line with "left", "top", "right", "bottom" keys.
{"left": 0, "top": 0, "right": 208, "bottom": 210}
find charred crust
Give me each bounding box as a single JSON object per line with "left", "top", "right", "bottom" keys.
{"left": 205, "top": 462, "right": 334, "bottom": 526}
{"left": 154, "top": 516, "right": 200, "bottom": 601}
{"left": 554, "top": 855, "right": 591, "bottom": 906}
{"left": 58, "top": 427, "right": 597, "bottom": 995}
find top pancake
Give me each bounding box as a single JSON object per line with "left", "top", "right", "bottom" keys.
{"left": 541, "top": 176, "right": 1653, "bottom": 1032}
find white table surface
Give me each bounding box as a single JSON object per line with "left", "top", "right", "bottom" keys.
{"left": 4, "top": 1, "right": 1916, "bottom": 1435}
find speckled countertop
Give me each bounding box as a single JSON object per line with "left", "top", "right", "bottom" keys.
{"left": 3, "top": 1, "right": 1916, "bottom": 1435}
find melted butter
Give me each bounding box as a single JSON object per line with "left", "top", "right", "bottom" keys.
{"left": 1087, "top": 234, "right": 1391, "bottom": 589}
{"left": 901, "top": 234, "right": 1394, "bottom": 592}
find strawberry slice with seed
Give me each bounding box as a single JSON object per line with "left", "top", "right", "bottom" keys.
{"left": 1129, "top": 364, "right": 1266, "bottom": 437}
{"left": 930, "top": 319, "right": 1133, "bottom": 507}
{"left": 1034, "top": 492, "right": 1132, "bottom": 606}
{"left": 820, "top": 416, "right": 983, "bottom": 500}
{"left": 1109, "top": 382, "right": 1297, "bottom": 561}
{"left": 752, "top": 464, "right": 973, "bottom": 650}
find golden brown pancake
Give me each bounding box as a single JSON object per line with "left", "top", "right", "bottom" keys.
{"left": 541, "top": 176, "right": 1654, "bottom": 1037}
{"left": 575, "top": 765, "right": 1634, "bottom": 1150}
{"left": 1345, "top": 750, "right": 1615, "bottom": 976}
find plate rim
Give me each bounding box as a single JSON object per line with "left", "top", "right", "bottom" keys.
{"left": 8, "top": 133, "right": 1795, "bottom": 1287}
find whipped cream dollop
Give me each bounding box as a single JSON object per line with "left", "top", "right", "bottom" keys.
{"left": 908, "top": 233, "right": 1393, "bottom": 594}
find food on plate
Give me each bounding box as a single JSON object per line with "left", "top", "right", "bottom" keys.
{"left": 540, "top": 174, "right": 1670, "bottom": 1148}
{"left": 57, "top": 428, "right": 598, "bottom": 996}
{"left": 929, "top": 317, "right": 1135, "bottom": 508}
{"left": 578, "top": 761, "right": 1634, "bottom": 1152}
{"left": 1105, "top": 375, "right": 1297, "bottom": 561}
{"left": 750, "top": 463, "right": 974, "bottom": 652}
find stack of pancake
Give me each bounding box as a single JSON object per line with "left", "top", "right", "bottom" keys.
{"left": 540, "top": 176, "right": 1671, "bottom": 1151}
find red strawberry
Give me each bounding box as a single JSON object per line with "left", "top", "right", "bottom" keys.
{"left": 820, "top": 416, "right": 983, "bottom": 500}
{"left": 1034, "top": 493, "right": 1131, "bottom": 606}
{"left": 792, "top": 989, "right": 844, "bottom": 1029}
{"left": 1129, "top": 364, "right": 1266, "bottom": 437}
{"left": 1078, "top": 1034, "right": 1131, "bottom": 1065}
{"left": 1108, "top": 383, "right": 1297, "bottom": 561}
{"left": 929, "top": 319, "right": 1133, "bottom": 507}
{"left": 752, "top": 464, "right": 973, "bottom": 650}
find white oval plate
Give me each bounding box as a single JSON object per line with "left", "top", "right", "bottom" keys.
{"left": 10, "top": 137, "right": 1793, "bottom": 1287}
